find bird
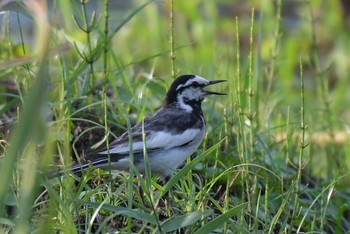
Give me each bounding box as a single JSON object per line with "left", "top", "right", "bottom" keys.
{"left": 59, "top": 75, "right": 226, "bottom": 180}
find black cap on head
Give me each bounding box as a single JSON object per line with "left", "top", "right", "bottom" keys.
{"left": 165, "top": 75, "right": 196, "bottom": 104}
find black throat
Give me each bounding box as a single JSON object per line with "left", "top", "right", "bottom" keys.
{"left": 182, "top": 98, "right": 203, "bottom": 116}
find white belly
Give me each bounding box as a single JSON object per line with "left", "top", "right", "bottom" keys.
{"left": 140, "top": 126, "right": 206, "bottom": 178}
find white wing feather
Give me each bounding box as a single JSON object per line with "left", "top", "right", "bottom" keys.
{"left": 98, "top": 128, "right": 200, "bottom": 155}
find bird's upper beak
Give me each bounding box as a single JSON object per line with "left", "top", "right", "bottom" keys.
{"left": 204, "top": 80, "right": 227, "bottom": 95}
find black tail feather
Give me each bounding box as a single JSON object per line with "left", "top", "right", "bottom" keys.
{"left": 47, "top": 161, "right": 93, "bottom": 179}
{"left": 46, "top": 152, "right": 133, "bottom": 179}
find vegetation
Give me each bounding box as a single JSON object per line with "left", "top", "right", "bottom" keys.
{"left": 0, "top": 0, "right": 349, "bottom": 233}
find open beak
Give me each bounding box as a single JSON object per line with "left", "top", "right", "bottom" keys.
{"left": 205, "top": 80, "right": 227, "bottom": 95}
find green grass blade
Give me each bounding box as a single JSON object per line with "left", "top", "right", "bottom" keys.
{"left": 108, "top": 0, "right": 156, "bottom": 40}
{"left": 0, "top": 64, "right": 47, "bottom": 215}
{"left": 81, "top": 201, "right": 157, "bottom": 224}
{"left": 193, "top": 203, "right": 246, "bottom": 234}
{"left": 160, "top": 210, "right": 213, "bottom": 233}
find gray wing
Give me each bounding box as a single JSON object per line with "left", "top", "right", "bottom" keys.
{"left": 79, "top": 105, "right": 203, "bottom": 168}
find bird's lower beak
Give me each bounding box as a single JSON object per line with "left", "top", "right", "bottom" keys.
{"left": 205, "top": 80, "right": 227, "bottom": 95}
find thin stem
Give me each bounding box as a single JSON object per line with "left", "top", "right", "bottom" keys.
{"left": 81, "top": 0, "right": 96, "bottom": 90}
{"left": 103, "top": 0, "right": 110, "bottom": 78}
{"left": 235, "top": 16, "right": 247, "bottom": 227}
{"left": 266, "top": 0, "right": 282, "bottom": 96}
{"left": 248, "top": 8, "right": 255, "bottom": 161}
{"left": 290, "top": 58, "right": 308, "bottom": 233}
{"left": 248, "top": 8, "right": 256, "bottom": 230}
{"left": 170, "top": 0, "right": 176, "bottom": 79}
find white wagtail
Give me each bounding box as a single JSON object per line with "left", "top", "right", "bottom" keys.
{"left": 65, "top": 75, "right": 226, "bottom": 179}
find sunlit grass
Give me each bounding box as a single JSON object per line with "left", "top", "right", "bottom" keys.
{"left": 0, "top": 0, "right": 349, "bottom": 233}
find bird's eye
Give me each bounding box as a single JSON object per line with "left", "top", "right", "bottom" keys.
{"left": 192, "top": 82, "right": 200, "bottom": 87}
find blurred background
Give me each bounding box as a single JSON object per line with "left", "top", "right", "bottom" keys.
{"left": 1, "top": 0, "right": 350, "bottom": 174}
{"left": 1, "top": 0, "right": 350, "bottom": 114}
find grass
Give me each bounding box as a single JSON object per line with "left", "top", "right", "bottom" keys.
{"left": 1, "top": 0, "right": 350, "bottom": 233}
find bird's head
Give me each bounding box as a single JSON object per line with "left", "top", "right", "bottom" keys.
{"left": 165, "top": 75, "right": 226, "bottom": 112}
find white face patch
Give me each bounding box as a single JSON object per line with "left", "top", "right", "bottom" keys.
{"left": 181, "top": 86, "right": 205, "bottom": 100}
{"left": 177, "top": 86, "right": 206, "bottom": 111}
{"left": 177, "top": 95, "right": 193, "bottom": 112}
